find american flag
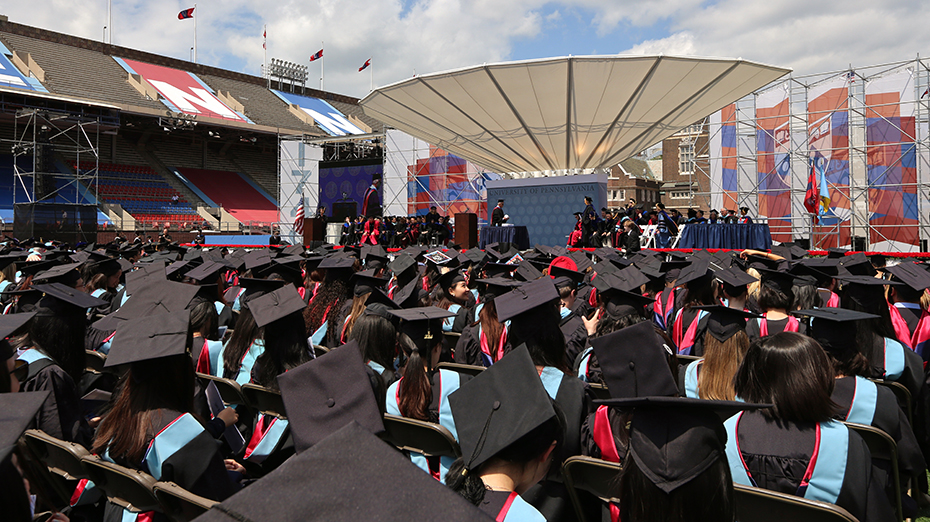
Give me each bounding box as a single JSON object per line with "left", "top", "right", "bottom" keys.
{"left": 294, "top": 197, "right": 304, "bottom": 234}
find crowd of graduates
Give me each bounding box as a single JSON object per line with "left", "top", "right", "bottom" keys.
{"left": 2, "top": 232, "right": 930, "bottom": 521}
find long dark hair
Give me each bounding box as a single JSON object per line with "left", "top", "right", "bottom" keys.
{"left": 91, "top": 354, "right": 196, "bottom": 463}
{"left": 792, "top": 283, "right": 821, "bottom": 310}
{"left": 304, "top": 277, "right": 352, "bottom": 337}
{"left": 507, "top": 301, "right": 569, "bottom": 373}
{"left": 757, "top": 285, "right": 793, "bottom": 312}
{"left": 30, "top": 310, "right": 86, "bottom": 382}
{"left": 253, "top": 311, "right": 311, "bottom": 390}
{"left": 189, "top": 298, "right": 219, "bottom": 341}
{"left": 840, "top": 285, "right": 897, "bottom": 363}
{"left": 617, "top": 453, "right": 734, "bottom": 522}
{"left": 396, "top": 332, "right": 438, "bottom": 422}
{"left": 733, "top": 332, "right": 837, "bottom": 423}
{"left": 476, "top": 299, "right": 506, "bottom": 364}
{"left": 223, "top": 306, "right": 260, "bottom": 374}
{"left": 348, "top": 313, "right": 397, "bottom": 370}
{"left": 447, "top": 405, "right": 565, "bottom": 506}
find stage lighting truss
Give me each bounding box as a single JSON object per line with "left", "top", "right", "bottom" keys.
{"left": 266, "top": 58, "right": 309, "bottom": 91}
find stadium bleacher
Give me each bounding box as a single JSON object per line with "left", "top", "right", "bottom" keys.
{"left": 174, "top": 167, "right": 278, "bottom": 226}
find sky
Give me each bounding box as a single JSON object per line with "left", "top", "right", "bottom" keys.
{"left": 2, "top": 1, "right": 928, "bottom": 99}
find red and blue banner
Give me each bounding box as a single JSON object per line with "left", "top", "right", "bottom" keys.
{"left": 309, "top": 49, "right": 323, "bottom": 62}
{"left": 756, "top": 86, "right": 792, "bottom": 242}
{"left": 808, "top": 75, "right": 851, "bottom": 249}
{"left": 407, "top": 145, "right": 496, "bottom": 219}
{"left": 178, "top": 8, "right": 195, "bottom": 20}
{"left": 866, "top": 70, "right": 919, "bottom": 251}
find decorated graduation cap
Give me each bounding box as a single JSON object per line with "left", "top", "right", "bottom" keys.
{"left": 387, "top": 306, "right": 455, "bottom": 352}
{"left": 103, "top": 309, "right": 191, "bottom": 367}
{"left": 32, "top": 282, "right": 108, "bottom": 316}
{"left": 278, "top": 341, "right": 385, "bottom": 453}
{"left": 594, "top": 397, "right": 768, "bottom": 493}
{"left": 0, "top": 391, "right": 50, "bottom": 464}
{"left": 495, "top": 277, "right": 560, "bottom": 323}
{"left": 449, "top": 345, "right": 557, "bottom": 473}
{"left": 794, "top": 307, "right": 879, "bottom": 352}
{"left": 693, "top": 305, "right": 760, "bottom": 342}
{"left": 350, "top": 269, "right": 388, "bottom": 297}
{"left": 590, "top": 321, "right": 677, "bottom": 398}
{"left": 886, "top": 261, "right": 930, "bottom": 292}
{"left": 246, "top": 285, "right": 306, "bottom": 328}
{"left": 0, "top": 311, "right": 35, "bottom": 362}
{"left": 192, "top": 422, "right": 490, "bottom": 522}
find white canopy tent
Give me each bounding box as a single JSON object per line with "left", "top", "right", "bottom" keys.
{"left": 359, "top": 55, "right": 791, "bottom": 174}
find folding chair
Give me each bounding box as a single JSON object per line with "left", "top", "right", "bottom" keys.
{"left": 380, "top": 414, "right": 461, "bottom": 459}
{"left": 561, "top": 455, "right": 621, "bottom": 522}
{"left": 241, "top": 383, "right": 287, "bottom": 419}
{"left": 196, "top": 372, "right": 249, "bottom": 407}
{"left": 85, "top": 350, "right": 106, "bottom": 373}
{"left": 733, "top": 483, "right": 859, "bottom": 522}
{"left": 843, "top": 422, "right": 903, "bottom": 522}
{"left": 870, "top": 379, "right": 912, "bottom": 423}
{"left": 81, "top": 454, "right": 161, "bottom": 514}
{"left": 436, "top": 362, "right": 486, "bottom": 377}
{"left": 22, "top": 429, "right": 90, "bottom": 482}
{"left": 153, "top": 481, "right": 217, "bottom": 522}
{"left": 313, "top": 344, "right": 329, "bottom": 358}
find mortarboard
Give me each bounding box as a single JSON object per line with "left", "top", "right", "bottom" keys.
{"left": 593, "top": 396, "right": 768, "bottom": 493}
{"left": 693, "top": 305, "right": 760, "bottom": 342}
{"left": 92, "top": 280, "right": 199, "bottom": 331}
{"left": 0, "top": 311, "right": 36, "bottom": 361}
{"left": 597, "top": 274, "right": 654, "bottom": 318}
{"left": 839, "top": 252, "right": 876, "bottom": 277}
{"left": 192, "top": 422, "right": 491, "bottom": 522}
{"left": 436, "top": 268, "right": 466, "bottom": 292}
{"left": 236, "top": 277, "right": 289, "bottom": 303}
{"left": 794, "top": 307, "right": 879, "bottom": 352}
{"left": 18, "top": 259, "right": 59, "bottom": 277}
{"left": 549, "top": 264, "right": 584, "bottom": 288}
{"left": 482, "top": 262, "right": 517, "bottom": 278}
{"left": 495, "top": 278, "right": 559, "bottom": 323}
{"left": 673, "top": 259, "right": 713, "bottom": 288}
{"left": 449, "top": 345, "right": 557, "bottom": 472}
{"left": 32, "top": 282, "right": 108, "bottom": 314}
{"left": 244, "top": 250, "right": 274, "bottom": 272}
{"left": 278, "top": 341, "right": 385, "bottom": 453}
{"left": 835, "top": 274, "right": 899, "bottom": 307}
{"left": 103, "top": 309, "right": 191, "bottom": 367}
{"left": 514, "top": 259, "right": 543, "bottom": 282}
{"left": 391, "top": 278, "right": 422, "bottom": 309}
{"left": 389, "top": 254, "right": 417, "bottom": 280}
{"left": 0, "top": 391, "right": 50, "bottom": 464}
{"left": 184, "top": 260, "right": 225, "bottom": 284}
{"left": 364, "top": 289, "right": 401, "bottom": 319}
{"left": 33, "top": 262, "right": 83, "bottom": 286}
{"left": 756, "top": 268, "right": 796, "bottom": 295}
{"left": 590, "top": 321, "right": 677, "bottom": 398}
{"left": 247, "top": 286, "right": 306, "bottom": 328}
{"left": 387, "top": 307, "right": 455, "bottom": 351}
{"left": 886, "top": 262, "right": 930, "bottom": 292}
{"left": 827, "top": 247, "right": 849, "bottom": 259}
{"left": 351, "top": 269, "right": 389, "bottom": 297}
{"left": 714, "top": 267, "right": 758, "bottom": 289}
{"left": 570, "top": 251, "right": 593, "bottom": 272}
{"left": 475, "top": 277, "right": 521, "bottom": 301}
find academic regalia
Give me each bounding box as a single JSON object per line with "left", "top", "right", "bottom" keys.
{"left": 17, "top": 347, "right": 94, "bottom": 447}
{"left": 559, "top": 307, "right": 588, "bottom": 366}
{"left": 670, "top": 307, "right": 710, "bottom": 356}
{"left": 744, "top": 315, "right": 806, "bottom": 343}
{"left": 868, "top": 335, "right": 925, "bottom": 402}
{"left": 454, "top": 323, "right": 509, "bottom": 367}
{"left": 725, "top": 410, "right": 896, "bottom": 522}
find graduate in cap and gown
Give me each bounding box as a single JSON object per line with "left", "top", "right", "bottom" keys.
{"left": 725, "top": 329, "right": 897, "bottom": 522}
{"left": 745, "top": 268, "right": 806, "bottom": 342}
{"left": 347, "top": 289, "right": 401, "bottom": 389}
{"left": 304, "top": 256, "right": 357, "bottom": 348}
{"left": 669, "top": 260, "right": 716, "bottom": 356}
{"left": 446, "top": 346, "right": 564, "bottom": 521}
{"left": 454, "top": 277, "right": 518, "bottom": 368}
{"left": 680, "top": 306, "right": 759, "bottom": 400}
{"left": 550, "top": 264, "right": 590, "bottom": 367}
{"left": 885, "top": 261, "right": 930, "bottom": 359}
{"left": 92, "top": 310, "right": 241, "bottom": 522}
{"left": 0, "top": 391, "right": 58, "bottom": 522}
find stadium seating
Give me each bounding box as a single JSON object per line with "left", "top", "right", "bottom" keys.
{"left": 175, "top": 167, "right": 278, "bottom": 226}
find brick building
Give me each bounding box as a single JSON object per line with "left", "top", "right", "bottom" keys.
{"left": 661, "top": 121, "right": 711, "bottom": 212}
{"left": 607, "top": 157, "right": 661, "bottom": 210}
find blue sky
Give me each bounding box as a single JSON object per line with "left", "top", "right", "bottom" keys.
{"left": 2, "top": 1, "right": 927, "bottom": 98}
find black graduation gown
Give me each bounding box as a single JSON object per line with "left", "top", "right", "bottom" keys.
{"left": 102, "top": 409, "right": 239, "bottom": 522}
{"left": 454, "top": 323, "right": 510, "bottom": 368}
{"left": 560, "top": 311, "right": 588, "bottom": 367}
{"left": 744, "top": 316, "right": 808, "bottom": 343}
{"left": 896, "top": 306, "right": 921, "bottom": 336}
{"left": 730, "top": 410, "right": 895, "bottom": 522}
{"left": 580, "top": 406, "right": 629, "bottom": 463}
{"left": 867, "top": 335, "right": 925, "bottom": 402}
{"left": 19, "top": 355, "right": 93, "bottom": 448}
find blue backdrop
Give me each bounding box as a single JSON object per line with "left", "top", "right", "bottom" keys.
{"left": 318, "top": 163, "right": 383, "bottom": 216}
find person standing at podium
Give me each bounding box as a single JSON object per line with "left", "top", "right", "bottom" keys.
{"left": 491, "top": 199, "right": 508, "bottom": 226}
{"left": 363, "top": 178, "right": 381, "bottom": 218}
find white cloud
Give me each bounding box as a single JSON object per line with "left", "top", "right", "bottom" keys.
{"left": 621, "top": 32, "right": 697, "bottom": 57}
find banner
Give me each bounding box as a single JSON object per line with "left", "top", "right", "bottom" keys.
{"left": 865, "top": 70, "right": 919, "bottom": 251}
{"left": 271, "top": 90, "right": 366, "bottom": 136}
{"left": 709, "top": 103, "right": 738, "bottom": 212}
{"left": 808, "top": 75, "right": 851, "bottom": 248}
{"left": 278, "top": 140, "right": 322, "bottom": 240}
{"left": 756, "top": 85, "right": 792, "bottom": 242}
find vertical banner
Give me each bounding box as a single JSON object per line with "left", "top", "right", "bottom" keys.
{"left": 808, "top": 75, "right": 851, "bottom": 249}
{"left": 756, "top": 85, "right": 792, "bottom": 242}
{"left": 865, "top": 70, "right": 919, "bottom": 251}
{"left": 278, "top": 140, "right": 322, "bottom": 240}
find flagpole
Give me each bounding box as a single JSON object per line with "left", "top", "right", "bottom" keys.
{"left": 263, "top": 24, "right": 266, "bottom": 79}
{"left": 320, "top": 40, "right": 324, "bottom": 91}
{"left": 193, "top": 3, "right": 197, "bottom": 63}
{"left": 370, "top": 56, "right": 373, "bottom": 92}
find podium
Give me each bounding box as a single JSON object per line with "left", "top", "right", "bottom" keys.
{"left": 332, "top": 201, "right": 358, "bottom": 222}
{"left": 302, "top": 218, "right": 325, "bottom": 244}
{"left": 454, "top": 213, "right": 478, "bottom": 249}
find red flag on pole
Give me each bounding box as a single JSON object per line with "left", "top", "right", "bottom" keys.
{"left": 309, "top": 49, "right": 323, "bottom": 62}
{"left": 359, "top": 58, "right": 371, "bottom": 72}
{"left": 178, "top": 8, "right": 195, "bottom": 20}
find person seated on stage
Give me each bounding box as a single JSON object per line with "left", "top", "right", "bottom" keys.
{"left": 727, "top": 331, "right": 897, "bottom": 522}
{"left": 340, "top": 216, "right": 352, "bottom": 245}
{"left": 446, "top": 346, "right": 564, "bottom": 522}
{"left": 737, "top": 206, "right": 753, "bottom": 224}
{"left": 568, "top": 212, "right": 583, "bottom": 247}
{"left": 617, "top": 216, "right": 641, "bottom": 253}
{"left": 491, "top": 199, "right": 509, "bottom": 226}
{"left": 708, "top": 209, "right": 721, "bottom": 224}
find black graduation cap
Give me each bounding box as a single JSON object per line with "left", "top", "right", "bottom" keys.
{"left": 18, "top": 259, "right": 59, "bottom": 277}
{"left": 92, "top": 280, "right": 200, "bottom": 331}
{"left": 166, "top": 260, "right": 193, "bottom": 279}
{"left": 614, "top": 265, "right": 650, "bottom": 292}
{"left": 886, "top": 262, "right": 930, "bottom": 292}
{"left": 319, "top": 256, "right": 356, "bottom": 270}
{"left": 278, "top": 342, "right": 385, "bottom": 453}
{"left": 32, "top": 282, "right": 108, "bottom": 314}
{"left": 495, "top": 278, "right": 559, "bottom": 323}
{"left": 744, "top": 253, "right": 783, "bottom": 272}
{"left": 0, "top": 391, "right": 50, "bottom": 464}
{"left": 184, "top": 260, "right": 225, "bottom": 284}
{"left": 514, "top": 259, "right": 543, "bottom": 282}
{"left": 483, "top": 262, "right": 517, "bottom": 278}
{"left": 247, "top": 285, "right": 306, "bottom": 328}
{"left": 124, "top": 260, "right": 167, "bottom": 295}
{"left": 33, "top": 262, "right": 83, "bottom": 286}
{"left": 791, "top": 257, "right": 840, "bottom": 280}
{"left": 389, "top": 254, "right": 417, "bottom": 280}
{"left": 756, "top": 268, "right": 795, "bottom": 295}
{"left": 0, "top": 253, "right": 22, "bottom": 272}
{"left": 91, "top": 256, "right": 123, "bottom": 277}
{"left": 836, "top": 274, "right": 899, "bottom": 307}
{"left": 794, "top": 307, "right": 879, "bottom": 351}
{"left": 674, "top": 259, "right": 713, "bottom": 288}
{"left": 238, "top": 277, "right": 290, "bottom": 303}
{"left": 827, "top": 247, "right": 849, "bottom": 259}
{"left": 570, "top": 251, "right": 593, "bottom": 272}
{"left": 449, "top": 345, "right": 557, "bottom": 472}
{"left": 839, "top": 252, "right": 876, "bottom": 277}
{"left": 710, "top": 250, "right": 735, "bottom": 268}
{"left": 0, "top": 311, "right": 36, "bottom": 361}
{"left": 593, "top": 247, "right": 621, "bottom": 262}
{"left": 193, "top": 422, "right": 490, "bottom": 522}
{"left": 281, "top": 244, "right": 305, "bottom": 257}
{"left": 391, "top": 278, "right": 422, "bottom": 309}
{"left": 103, "top": 309, "right": 191, "bottom": 368}
{"left": 464, "top": 247, "right": 487, "bottom": 265}
{"left": 590, "top": 321, "right": 677, "bottom": 399}
{"left": 693, "top": 305, "right": 760, "bottom": 342}
{"left": 549, "top": 264, "right": 584, "bottom": 288}
{"left": 264, "top": 255, "right": 305, "bottom": 277}
{"left": 475, "top": 277, "right": 521, "bottom": 300}
{"left": 364, "top": 288, "right": 401, "bottom": 319}
{"left": 351, "top": 269, "right": 389, "bottom": 297}
{"left": 593, "top": 397, "right": 768, "bottom": 493}
{"left": 387, "top": 307, "right": 455, "bottom": 351}
{"left": 436, "top": 268, "right": 466, "bottom": 292}
{"left": 361, "top": 246, "right": 389, "bottom": 271}
{"left": 598, "top": 275, "right": 654, "bottom": 318}
{"left": 714, "top": 267, "right": 758, "bottom": 289}
{"left": 244, "top": 250, "right": 274, "bottom": 272}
